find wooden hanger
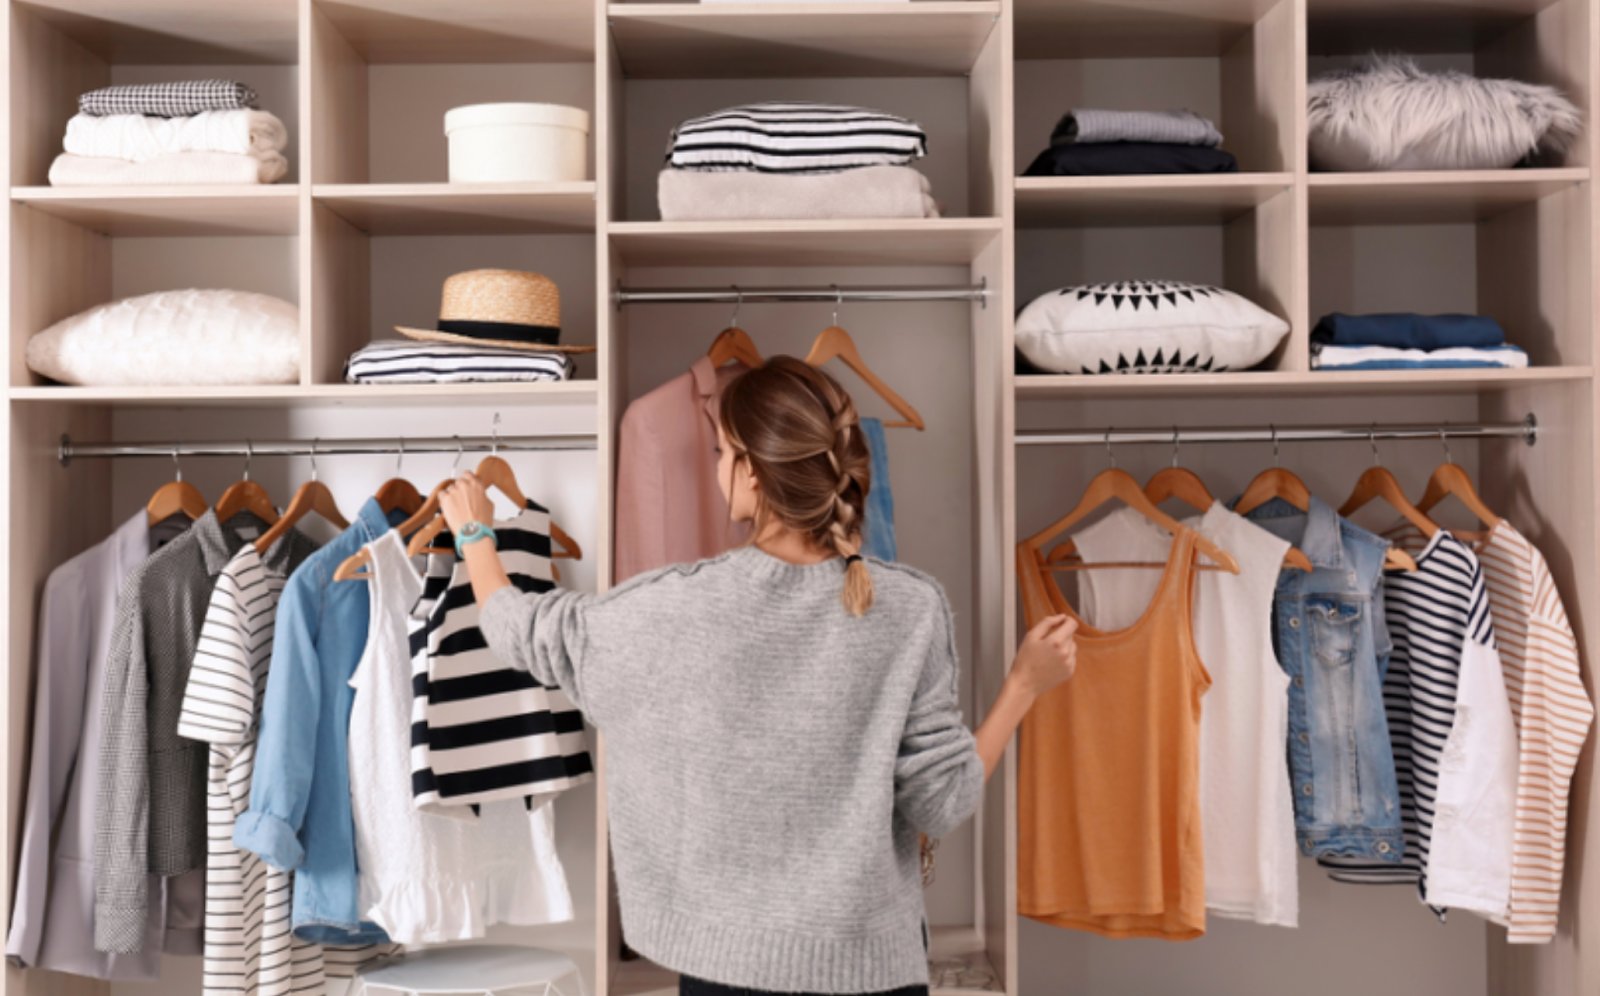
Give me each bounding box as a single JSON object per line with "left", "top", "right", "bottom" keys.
{"left": 1416, "top": 432, "right": 1502, "bottom": 532}
{"left": 1337, "top": 432, "right": 1432, "bottom": 571}
{"left": 707, "top": 290, "right": 763, "bottom": 369}
{"left": 214, "top": 442, "right": 279, "bottom": 527}
{"left": 1021, "top": 467, "right": 1240, "bottom": 575}
{"left": 146, "top": 445, "right": 207, "bottom": 526}
{"left": 1230, "top": 430, "right": 1366, "bottom": 570}
{"left": 805, "top": 291, "right": 925, "bottom": 430}
{"left": 375, "top": 440, "right": 424, "bottom": 517}
{"left": 407, "top": 454, "right": 583, "bottom": 570}
{"left": 339, "top": 474, "right": 457, "bottom": 581}
{"left": 254, "top": 442, "right": 349, "bottom": 554}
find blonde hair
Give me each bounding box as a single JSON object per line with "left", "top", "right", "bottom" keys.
{"left": 719, "top": 356, "right": 875, "bottom": 616}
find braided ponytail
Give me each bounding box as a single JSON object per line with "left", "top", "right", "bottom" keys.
{"left": 720, "top": 356, "right": 876, "bottom": 616}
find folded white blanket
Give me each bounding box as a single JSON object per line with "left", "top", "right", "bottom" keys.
{"left": 1312, "top": 344, "right": 1530, "bottom": 369}
{"left": 658, "top": 165, "right": 939, "bottom": 221}
{"left": 63, "top": 109, "right": 288, "bottom": 163}
{"left": 49, "top": 150, "right": 287, "bottom": 185}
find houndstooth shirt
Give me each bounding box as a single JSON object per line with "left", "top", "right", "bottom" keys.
{"left": 78, "top": 80, "right": 259, "bottom": 118}
{"left": 93, "top": 509, "right": 315, "bottom": 955}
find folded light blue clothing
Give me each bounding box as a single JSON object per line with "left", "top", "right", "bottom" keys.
{"left": 1312, "top": 344, "right": 1529, "bottom": 370}
{"left": 1311, "top": 313, "right": 1506, "bottom": 350}
{"left": 860, "top": 417, "right": 897, "bottom": 562}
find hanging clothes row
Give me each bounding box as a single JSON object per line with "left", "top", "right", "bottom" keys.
{"left": 1017, "top": 428, "right": 1592, "bottom": 945}
{"left": 8, "top": 438, "right": 592, "bottom": 994}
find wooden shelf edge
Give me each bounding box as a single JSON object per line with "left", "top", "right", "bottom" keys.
{"left": 313, "top": 181, "right": 598, "bottom": 199}
{"left": 1015, "top": 173, "right": 1294, "bottom": 192}
{"left": 13, "top": 185, "right": 301, "bottom": 201}
{"left": 608, "top": 217, "right": 1003, "bottom": 235}
{"left": 9, "top": 381, "right": 601, "bottom": 406}
{"left": 608, "top": 2, "right": 1000, "bottom": 18}
{"left": 1015, "top": 367, "right": 1595, "bottom": 399}
{"left": 1307, "top": 167, "right": 1590, "bottom": 188}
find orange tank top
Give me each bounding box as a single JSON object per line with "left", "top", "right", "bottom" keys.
{"left": 1017, "top": 525, "right": 1211, "bottom": 940}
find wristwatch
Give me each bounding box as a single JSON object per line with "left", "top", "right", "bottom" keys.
{"left": 454, "top": 520, "right": 498, "bottom": 559}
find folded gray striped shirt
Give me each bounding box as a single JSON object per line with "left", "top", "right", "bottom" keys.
{"left": 345, "top": 340, "right": 574, "bottom": 384}
{"left": 1052, "top": 109, "right": 1224, "bottom": 148}
{"left": 79, "top": 80, "right": 259, "bottom": 118}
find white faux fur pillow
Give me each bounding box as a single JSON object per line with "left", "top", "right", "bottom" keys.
{"left": 26, "top": 289, "right": 301, "bottom": 386}
{"left": 1308, "top": 54, "right": 1582, "bottom": 171}
{"left": 1016, "top": 281, "right": 1289, "bottom": 375}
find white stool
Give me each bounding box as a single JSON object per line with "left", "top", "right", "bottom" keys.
{"left": 353, "top": 945, "right": 589, "bottom": 996}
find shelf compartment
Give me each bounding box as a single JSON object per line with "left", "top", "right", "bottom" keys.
{"left": 1308, "top": 0, "right": 1569, "bottom": 54}
{"left": 9, "top": 381, "right": 600, "bottom": 408}
{"left": 1014, "top": 0, "right": 1282, "bottom": 58}
{"left": 314, "top": 0, "right": 595, "bottom": 63}
{"left": 1016, "top": 174, "right": 1292, "bottom": 228}
{"left": 608, "top": 2, "right": 1000, "bottom": 78}
{"left": 1308, "top": 169, "right": 1588, "bottom": 225}
{"left": 12, "top": 186, "right": 300, "bottom": 237}
{"left": 1014, "top": 366, "right": 1594, "bottom": 401}
{"left": 18, "top": 0, "right": 299, "bottom": 64}
{"left": 609, "top": 218, "right": 1003, "bottom": 266}
{"left": 314, "top": 183, "right": 597, "bottom": 235}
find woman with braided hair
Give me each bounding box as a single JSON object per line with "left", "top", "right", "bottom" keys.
{"left": 441, "top": 356, "right": 1076, "bottom": 996}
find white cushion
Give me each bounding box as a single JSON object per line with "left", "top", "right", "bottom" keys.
{"left": 1016, "top": 281, "right": 1289, "bottom": 375}
{"left": 1308, "top": 54, "right": 1582, "bottom": 171}
{"left": 26, "top": 289, "right": 301, "bottom": 387}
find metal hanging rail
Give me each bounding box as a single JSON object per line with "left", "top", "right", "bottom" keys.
{"left": 613, "top": 279, "right": 989, "bottom": 309}
{"left": 58, "top": 433, "right": 597, "bottom": 467}
{"left": 1015, "top": 415, "right": 1538, "bottom": 448}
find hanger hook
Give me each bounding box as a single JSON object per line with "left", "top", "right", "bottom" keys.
{"left": 310, "top": 437, "right": 319, "bottom": 483}
{"left": 832, "top": 284, "right": 842, "bottom": 327}
{"left": 172, "top": 442, "right": 183, "bottom": 484}
{"left": 396, "top": 437, "right": 405, "bottom": 477}
{"left": 1105, "top": 427, "right": 1116, "bottom": 470}
{"left": 1370, "top": 424, "right": 1380, "bottom": 467}
{"left": 243, "top": 439, "right": 252, "bottom": 482}
{"left": 492, "top": 413, "right": 502, "bottom": 456}
{"left": 1439, "top": 425, "right": 1453, "bottom": 465}
{"left": 1171, "top": 426, "right": 1180, "bottom": 469}
{"left": 452, "top": 435, "right": 464, "bottom": 475}
{"left": 730, "top": 286, "right": 741, "bottom": 327}
{"left": 1270, "top": 425, "right": 1279, "bottom": 467}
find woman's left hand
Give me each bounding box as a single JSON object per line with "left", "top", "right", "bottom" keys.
{"left": 441, "top": 471, "right": 496, "bottom": 534}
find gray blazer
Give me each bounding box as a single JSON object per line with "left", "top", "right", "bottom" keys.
{"left": 6, "top": 511, "right": 202, "bottom": 979}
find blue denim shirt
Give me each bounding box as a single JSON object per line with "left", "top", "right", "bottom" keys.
{"left": 860, "top": 417, "right": 897, "bottom": 562}
{"left": 1234, "top": 496, "right": 1404, "bottom": 863}
{"left": 234, "top": 500, "right": 402, "bottom": 943}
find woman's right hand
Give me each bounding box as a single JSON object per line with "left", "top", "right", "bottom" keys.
{"left": 1010, "top": 615, "right": 1079, "bottom": 699}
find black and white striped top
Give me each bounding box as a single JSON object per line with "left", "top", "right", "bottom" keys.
{"left": 666, "top": 102, "right": 928, "bottom": 174}
{"left": 1319, "top": 530, "right": 1494, "bottom": 906}
{"left": 410, "top": 501, "right": 593, "bottom": 816}
{"left": 177, "top": 541, "right": 331, "bottom": 996}
{"left": 345, "top": 340, "right": 575, "bottom": 385}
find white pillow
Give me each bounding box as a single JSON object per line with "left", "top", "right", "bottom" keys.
{"left": 26, "top": 289, "right": 301, "bottom": 387}
{"left": 1308, "top": 54, "right": 1582, "bottom": 171}
{"left": 1016, "top": 281, "right": 1289, "bottom": 375}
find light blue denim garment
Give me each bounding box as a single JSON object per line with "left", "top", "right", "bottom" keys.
{"left": 1232, "top": 495, "right": 1404, "bottom": 863}
{"left": 860, "top": 417, "right": 897, "bottom": 562}
{"left": 233, "top": 499, "right": 404, "bottom": 944}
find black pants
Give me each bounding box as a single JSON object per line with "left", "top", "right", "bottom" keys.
{"left": 679, "top": 976, "right": 930, "bottom": 996}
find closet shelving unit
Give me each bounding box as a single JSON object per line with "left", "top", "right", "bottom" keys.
{"left": 0, "top": 3, "right": 1596, "bottom": 996}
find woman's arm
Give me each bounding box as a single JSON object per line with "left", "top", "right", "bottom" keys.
{"left": 975, "top": 615, "right": 1077, "bottom": 780}
{"left": 441, "top": 471, "right": 511, "bottom": 605}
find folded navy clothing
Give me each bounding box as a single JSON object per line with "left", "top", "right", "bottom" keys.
{"left": 1024, "top": 143, "right": 1239, "bottom": 176}
{"left": 1311, "top": 312, "right": 1506, "bottom": 350}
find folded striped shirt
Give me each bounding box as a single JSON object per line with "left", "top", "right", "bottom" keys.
{"left": 1312, "top": 344, "right": 1529, "bottom": 370}
{"left": 80, "top": 80, "right": 259, "bottom": 118}
{"left": 1051, "top": 109, "right": 1224, "bottom": 148}
{"left": 666, "top": 102, "right": 928, "bottom": 174}
{"left": 345, "top": 340, "right": 575, "bottom": 384}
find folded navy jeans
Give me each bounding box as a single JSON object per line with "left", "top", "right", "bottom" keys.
{"left": 1311, "top": 313, "right": 1506, "bottom": 350}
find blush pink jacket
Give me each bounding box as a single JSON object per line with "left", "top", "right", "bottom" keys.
{"left": 615, "top": 357, "right": 750, "bottom": 581}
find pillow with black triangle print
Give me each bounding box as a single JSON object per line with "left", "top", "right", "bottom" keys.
{"left": 1015, "top": 280, "right": 1289, "bottom": 375}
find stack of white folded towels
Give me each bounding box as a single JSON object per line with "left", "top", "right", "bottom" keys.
{"left": 49, "top": 80, "right": 289, "bottom": 186}
{"left": 658, "top": 102, "right": 939, "bottom": 221}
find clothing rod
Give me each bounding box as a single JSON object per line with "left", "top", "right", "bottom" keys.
{"left": 58, "top": 434, "right": 597, "bottom": 467}
{"left": 1015, "top": 416, "right": 1537, "bottom": 448}
{"left": 613, "top": 280, "right": 989, "bottom": 309}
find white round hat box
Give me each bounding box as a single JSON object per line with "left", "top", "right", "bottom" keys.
{"left": 444, "top": 103, "right": 590, "bottom": 183}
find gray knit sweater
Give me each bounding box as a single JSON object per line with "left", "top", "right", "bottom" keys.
{"left": 480, "top": 546, "right": 984, "bottom": 993}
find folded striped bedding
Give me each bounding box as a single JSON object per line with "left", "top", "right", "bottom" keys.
{"left": 1312, "top": 343, "right": 1529, "bottom": 370}
{"left": 344, "top": 340, "right": 575, "bottom": 384}
{"left": 665, "top": 102, "right": 928, "bottom": 174}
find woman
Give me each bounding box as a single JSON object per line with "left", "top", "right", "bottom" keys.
{"left": 442, "top": 356, "right": 1077, "bottom": 996}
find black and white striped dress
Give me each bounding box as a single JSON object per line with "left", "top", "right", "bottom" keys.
{"left": 410, "top": 500, "right": 593, "bottom": 816}
{"left": 177, "top": 541, "right": 328, "bottom": 996}
{"left": 666, "top": 102, "right": 928, "bottom": 174}
{"left": 1319, "top": 530, "right": 1495, "bottom": 907}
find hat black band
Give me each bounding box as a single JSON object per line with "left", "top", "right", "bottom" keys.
{"left": 437, "top": 319, "right": 560, "bottom": 346}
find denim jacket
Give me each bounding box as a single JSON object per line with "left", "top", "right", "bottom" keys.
{"left": 234, "top": 499, "right": 402, "bottom": 943}
{"left": 1234, "top": 496, "right": 1404, "bottom": 863}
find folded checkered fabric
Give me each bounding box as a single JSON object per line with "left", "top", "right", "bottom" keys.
{"left": 666, "top": 102, "right": 928, "bottom": 174}
{"left": 344, "top": 340, "right": 575, "bottom": 384}
{"left": 79, "top": 80, "right": 259, "bottom": 118}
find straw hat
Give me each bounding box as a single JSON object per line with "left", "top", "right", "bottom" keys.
{"left": 396, "top": 269, "right": 595, "bottom": 353}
